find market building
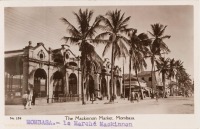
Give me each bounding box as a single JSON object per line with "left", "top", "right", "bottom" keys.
{"left": 5, "top": 42, "right": 123, "bottom": 105}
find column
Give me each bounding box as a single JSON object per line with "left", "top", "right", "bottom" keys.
{"left": 113, "top": 77, "right": 116, "bottom": 98}
{"left": 107, "top": 75, "right": 111, "bottom": 100}
{"left": 120, "top": 77, "right": 123, "bottom": 96}
{"left": 22, "top": 58, "right": 29, "bottom": 95}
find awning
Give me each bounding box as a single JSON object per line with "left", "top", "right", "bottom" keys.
{"left": 5, "top": 56, "right": 23, "bottom": 75}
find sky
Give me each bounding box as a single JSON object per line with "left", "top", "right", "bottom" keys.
{"left": 4, "top": 5, "right": 194, "bottom": 79}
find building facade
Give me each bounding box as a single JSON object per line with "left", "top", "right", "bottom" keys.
{"left": 137, "top": 71, "right": 170, "bottom": 97}
{"left": 5, "top": 42, "right": 122, "bottom": 105}
{"left": 123, "top": 74, "right": 150, "bottom": 99}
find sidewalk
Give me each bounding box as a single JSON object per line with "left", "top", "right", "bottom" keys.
{"left": 5, "top": 96, "right": 194, "bottom": 115}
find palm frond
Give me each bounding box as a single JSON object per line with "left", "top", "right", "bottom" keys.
{"left": 118, "top": 16, "right": 131, "bottom": 29}
{"left": 102, "top": 41, "right": 112, "bottom": 57}
{"left": 86, "top": 16, "right": 101, "bottom": 38}
{"left": 89, "top": 39, "right": 110, "bottom": 45}
{"left": 100, "top": 15, "right": 114, "bottom": 32}
{"left": 60, "top": 17, "right": 80, "bottom": 35}
{"left": 158, "top": 25, "right": 167, "bottom": 37}
{"left": 160, "top": 40, "right": 171, "bottom": 54}
{"left": 67, "top": 29, "right": 81, "bottom": 39}
{"left": 148, "top": 31, "right": 155, "bottom": 37}
{"left": 117, "top": 38, "right": 129, "bottom": 59}
{"left": 95, "top": 31, "right": 111, "bottom": 40}
{"left": 161, "top": 35, "right": 171, "bottom": 40}
{"left": 62, "top": 36, "right": 80, "bottom": 44}
{"left": 87, "top": 9, "right": 94, "bottom": 23}
{"left": 117, "top": 34, "right": 130, "bottom": 47}
{"left": 120, "top": 28, "right": 135, "bottom": 35}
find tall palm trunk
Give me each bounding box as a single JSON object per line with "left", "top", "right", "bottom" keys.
{"left": 129, "top": 50, "right": 132, "bottom": 100}
{"left": 169, "top": 78, "right": 172, "bottom": 96}
{"left": 81, "top": 57, "right": 86, "bottom": 105}
{"left": 175, "top": 75, "right": 178, "bottom": 96}
{"left": 134, "top": 62, "right": 143, "bottom": 100}
{"left": 162, "top": 74, "right": 166, "bottom": 98}
{"left": 110, "top": 43, "right": 115, "bottom": 102}
{"left": 151, "top": 55, "right": 155, "bottom": 98}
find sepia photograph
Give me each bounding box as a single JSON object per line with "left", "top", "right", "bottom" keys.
{"left": 4, "top": 5, "right": 194, "bottom": 116}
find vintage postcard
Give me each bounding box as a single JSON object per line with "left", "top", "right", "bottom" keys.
{"left": 0, "top": 0, "right": 199, "bottom": 129}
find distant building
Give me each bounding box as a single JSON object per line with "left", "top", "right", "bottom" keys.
{"left": 5, "top": 42, "right": 122, "bottom": 105}
{"left": 168, "top": 81, "right": 178, "bottom": 96}
{"left": 137, "top": 71, "right": 171, "bottom": 97}
{"left": 123, "top": 74, "right": 150, "bottom": 99}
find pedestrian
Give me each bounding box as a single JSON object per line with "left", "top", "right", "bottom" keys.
{"left": 130, "top": 92, "right": 134, "bottom": 103}
{"left": 26, "top": 89, "right": 33, "bottom": 109}
{"left": 136, "top": 92, "right": 139, "bottom": 102}
{"left": 91, "top": 93, "right": 95, "bottom": 104}
{"left": 32, "top": 90, "right": 36, "bottom": 105}
{"left": 155, "top": 91, "right": 159, "bottom": 102}
{"left": 22, "top": 91, "right": 28, "bottom": 109}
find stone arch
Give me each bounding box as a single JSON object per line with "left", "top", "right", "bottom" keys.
{"left": 116, "top": 79, "right": 120, "bottom": 96}
{"left": 34, "top": 68, "right": 47, "bottom": 97}
{"left": 53, "top": 71, "right": 64, "bottom": 97}
{"left": 69, "top": 73, "right": 78, "bottom": 94}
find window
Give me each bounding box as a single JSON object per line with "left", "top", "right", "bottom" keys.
{"left": 149, "top": 77, "right": 152, "bottom": 81}
{"left": 40, "top": 53, "right": 44, "bottom": 59}
{"left": 65, "top": 54, "right": 69, "bottom": 59}
{"left": 38, "top": 50, "right": 45, "bottom": 60}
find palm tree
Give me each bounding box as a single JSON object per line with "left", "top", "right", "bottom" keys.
{"left": 177, "top": 68, "right": 190, "bottom": 96}
{"left": 95, "top": 9, "right": 132, "bottom": 102}
{"left": 168, "top": 58, "right": 176, "bottom": 96}
{"left": 175, "top": 60, "right": 185, "bottom": 95}
{"left": 174, "top": 60, "right": 192, "bottom": 96}
{"left": 148, "top": 23, "right": 171, "bottom": 96}
{"left": 128, "top": 30, "right": 151, "bottom": 99}
{"left": 61, "top": 9, "right": 102, "bottom": 105}
{"left": 155, "top": 57, "right": 170, "bottom": 98}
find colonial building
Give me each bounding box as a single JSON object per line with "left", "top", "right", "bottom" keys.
{"left": 137, "top": 71, "right": 170, "bottom": 97}
{"left": 5, "top": 42, "right": 122, "bottom": 105}
{"left": 123, "top": 74, "right": 150, "bottom": 99}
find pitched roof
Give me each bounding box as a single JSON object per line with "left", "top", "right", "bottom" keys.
{"left": 123, "top": 74, "right": 145, "bottom": 82}
{"left": 137, "top": 71, "right": 153, "bottom": 76}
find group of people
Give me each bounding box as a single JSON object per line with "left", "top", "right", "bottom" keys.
{"left": 22, "top": 88, "right": 33, "bottom": 109}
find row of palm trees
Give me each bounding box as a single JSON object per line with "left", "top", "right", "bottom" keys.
{"left": 61, "top": 9, "right": 192, "bottom": 104}
{"left": 156, "top": 57, "right": 193, "bottom": 97}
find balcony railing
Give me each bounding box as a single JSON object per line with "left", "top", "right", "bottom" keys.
{"left": 52, "top": 94, "right": 80, "bottom": 103}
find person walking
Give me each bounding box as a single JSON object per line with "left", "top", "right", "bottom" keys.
{"left": 32, "top": 90, "right": 36, "bottom": 105}
{"left": 130, "top": 92, "right": 134, "bottom": 103}
{"left": 136, "top": 92, "right": 139, "bottom": 102}
{"left": 22, "top": 91, "right": 28, "bottom": 109}
{"left": 155, "top": 91, "right": 159, "bottom": 102}
{"left": 26, "top": 89, "right": 33, "bottom": 109}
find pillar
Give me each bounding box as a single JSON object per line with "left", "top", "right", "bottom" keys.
{"left": 22, "top": 57, "right": 29, "bottom": 95}
{"left": 120, "top": 77, "right": 123, "bottom": 96}
{"left": 48, "top": 67, "right": 54, "bottom": 103}
{"left": 113, "top": 77, "right": 116, "bottom": 98}
{"left": 65, "top": 71, "right": 69, "bottom": 95}
{"left": 106, "top": 75, "right": 111, "bottom": 100}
